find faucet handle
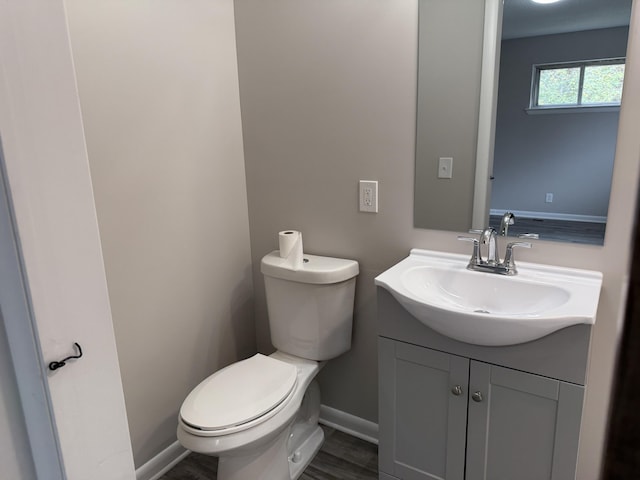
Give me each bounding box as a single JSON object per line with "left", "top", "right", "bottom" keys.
{"left": 518, "top": 233, "right": 539, "bottom": 239}
{"left": 503, "top": 241, "right": 532, "bottom": 273}
{"left": 458, "top": 236, "right": 480, "bottom": 268}
{"left": 468, "top": 229, "right": 484, "bottom": 235}
{"left": 506, "top": 241, "right": 532, "bottom": 251}
{"left": 458, "top": 235, "right": 480, "bottom": 245}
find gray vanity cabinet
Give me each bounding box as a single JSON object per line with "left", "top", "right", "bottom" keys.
{"left": 379, "top": 338, "right": 469, "bottom": 480}
{"left": 379, "top": 337, "right": 585, "bottom": 480}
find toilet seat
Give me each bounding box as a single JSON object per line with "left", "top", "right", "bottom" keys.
{"left": 179, "top": 354, "right": 298, "bottom": 437}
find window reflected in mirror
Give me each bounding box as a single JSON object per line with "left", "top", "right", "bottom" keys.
{"left": 532, "top": 58, "right": 625, "bottom": 109}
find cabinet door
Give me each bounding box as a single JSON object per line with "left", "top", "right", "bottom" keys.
{"left": 379, "top": 338, "right": 469, "bottom": 480}
{"left": 466, "top": 361, "right": 585, "bottom": 480}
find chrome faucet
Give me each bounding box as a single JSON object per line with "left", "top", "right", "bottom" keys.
{"left": 458, "top": 221, "right": 532, "bottom": 275}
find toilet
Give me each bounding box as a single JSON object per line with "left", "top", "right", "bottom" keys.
{"left": 177, "top": 250, "right": 359, "bottom": 480}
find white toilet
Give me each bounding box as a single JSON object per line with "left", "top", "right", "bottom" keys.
{"left": 177, "top": 250, "right": 359, "bottom": 480}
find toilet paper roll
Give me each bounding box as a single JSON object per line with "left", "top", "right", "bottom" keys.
{"left": 278, "top": 230, "right": 304, "bottom": 270}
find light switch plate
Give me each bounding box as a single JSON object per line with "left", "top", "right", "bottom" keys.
{"left": 438, "top": 157, "right": 453, "bottom": 179}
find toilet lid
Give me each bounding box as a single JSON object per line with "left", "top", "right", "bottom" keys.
{"left": 180, "top": 354, "right": 297, "bottom": 432}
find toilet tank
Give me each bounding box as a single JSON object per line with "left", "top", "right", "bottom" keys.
{"left": 261, "top": 251, "right": 359, "bottom": 361}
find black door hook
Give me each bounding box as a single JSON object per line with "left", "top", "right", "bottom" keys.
{"left": 49, "top": 342, "right": 83, "bottom": 371}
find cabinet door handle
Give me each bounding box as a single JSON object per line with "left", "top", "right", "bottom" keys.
{"left": 451, "top": 385, "right": 464, "bottom": 396}
{"left": 472, "top": 391, "right": 483, "bottom": 402}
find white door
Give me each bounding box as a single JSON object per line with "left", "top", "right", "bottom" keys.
{"left": 0, "top": 1, "right": 136, "bottom": 479}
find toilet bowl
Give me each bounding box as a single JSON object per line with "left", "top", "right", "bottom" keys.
{"left": 178, "top": 352, "right": 322, "bottom": 480}
{"left": 177, "top": 251, "right": 359, "bottom": 480}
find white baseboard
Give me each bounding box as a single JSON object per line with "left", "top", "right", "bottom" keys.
{"left": 490, "top": 209, "right": 607, "bottom": 224}
{"left": 319, "top": 404, "right": 379, "bottom": 445}
{"left": 135, "top": 440, "right": 190, "bottom": 480}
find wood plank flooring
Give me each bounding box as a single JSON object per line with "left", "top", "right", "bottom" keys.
{"left": 489, "top": 215, "right": 606, "bottom": 245}
{"left": 160, "top": 426, "right": 378, "bottom": 480}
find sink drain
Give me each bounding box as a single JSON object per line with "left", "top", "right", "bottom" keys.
{"left": 474, "top": 309, "right": 490, "bottom": 314}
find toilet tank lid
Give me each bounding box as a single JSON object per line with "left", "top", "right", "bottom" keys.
{"left": 261, "top": 251, "right": 359, "bottom": 284}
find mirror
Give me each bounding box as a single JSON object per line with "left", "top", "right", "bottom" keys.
{"left": 414, "top": 0, "right": 633, "bottom": 245}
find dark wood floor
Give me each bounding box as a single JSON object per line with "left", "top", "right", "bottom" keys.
{"left": 489, "top": 215, "right": 606, "bottom": 245}
{"left": 160, "top": 426, "right": 378, "bottom": 480}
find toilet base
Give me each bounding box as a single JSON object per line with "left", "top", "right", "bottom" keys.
{"left": 215, "top": 424, "right": 324, "bottom": 480}
{"left": 288, "top": 425, "right": 324, "bottom": 480}
{"left": 217, "top": 426, "right": 291, "bottom": 480}
{"left": 213, "top": 379, "right": 324, "bottom": 480}
{"left": 287, "top": 379, "right": 323, "bottom": 479}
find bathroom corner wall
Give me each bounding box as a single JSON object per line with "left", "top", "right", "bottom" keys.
{"left": 65, "top": 0, "right": 255, "bottom": 468}
{"left": 235, "top": 0, "right": 640, "bottom": 478}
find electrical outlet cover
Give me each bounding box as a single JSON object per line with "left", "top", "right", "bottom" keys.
{"left": 359, "top": 180, "right": 378, "bottom": 213}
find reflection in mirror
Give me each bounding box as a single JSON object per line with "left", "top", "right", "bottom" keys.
{"left": 414, "top": 0, "right": 633, "bottom": 245}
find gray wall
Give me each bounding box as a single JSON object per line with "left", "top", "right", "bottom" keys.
{"left": 65, "top": 0, "right": 255, "bottom": 468}
{"left": 235, "top": 1, "right": 640, "bottom": 478}
{"left": 235, "top": 0, "right": 421, "bottom": 423}
{"left": 492, "top": 27, "right": 629, "bottom": 217}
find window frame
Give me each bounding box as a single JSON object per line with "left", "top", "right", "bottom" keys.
{"left": 529, "top": 57, "right": 626, "bottom": 112}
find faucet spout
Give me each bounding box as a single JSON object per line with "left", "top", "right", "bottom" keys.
{"left": 480, "top": 227, "right": 498, "bottom": 265}
{"left": 499, "top": 212, "right": 515, "bottom": 237}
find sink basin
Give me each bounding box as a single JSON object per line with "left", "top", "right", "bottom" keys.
{"left": 375, "top": 249, "right": 602, "bottom": 346}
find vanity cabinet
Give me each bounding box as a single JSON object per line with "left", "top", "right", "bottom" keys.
{"left": 377, "top": 289, "right": 592, "bottom": 480}
{"left": 379, "top": 338, "right": 584, "bottom": 480}
{"left": 379, "top": 339, "right": 468, "bottom": 480}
